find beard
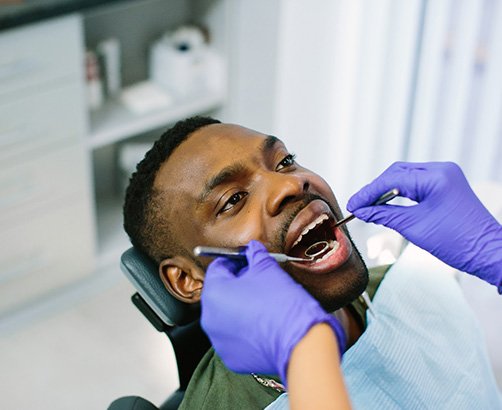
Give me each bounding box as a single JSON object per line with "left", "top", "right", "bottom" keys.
{"left": 307, "top": 240, "right": 369, "bottom": 312}
{"left": 270, "top": 193, "right": 369, "bottom": 312}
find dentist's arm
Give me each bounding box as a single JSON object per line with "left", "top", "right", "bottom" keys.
{"left": 347, "top": 162, "right": 502, "bottom": 293}
{"left": 201, "top": 240, "right": 351, "bottom": 409}
{"left": 288, "top": 322, "right": 350, "bottom": 410}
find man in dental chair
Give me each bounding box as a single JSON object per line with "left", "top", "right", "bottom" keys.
{"left": 123, "top": 116, "right": 501, "bottom": 409}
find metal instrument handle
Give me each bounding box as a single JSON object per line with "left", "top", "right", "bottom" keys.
{"left": 334, "top": 188, "right": 399, "bottom": 228}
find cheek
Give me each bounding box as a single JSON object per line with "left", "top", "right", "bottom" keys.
{"left": 200, "top": 210, "right": 266, "bottom": 248}
{"left": 307, "top": 174, "right": 342, "bottom": 210}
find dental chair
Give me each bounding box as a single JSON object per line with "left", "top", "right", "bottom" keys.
{"left": 108, "top": 247, "right": 211, "bottom": 410}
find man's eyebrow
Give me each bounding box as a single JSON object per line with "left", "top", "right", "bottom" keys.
{"left": 197, "top": 135, "right": 280, "bottom": 205}
{"left": 263, "top": 135, "right": 280, "bottom": 153}
{"left": 197, "top": 162, "right": 247, "bottom": 204}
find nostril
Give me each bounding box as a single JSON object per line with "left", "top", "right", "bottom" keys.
{"left": 278, "top": 195, "right": 296, "bottom": 211}
{"left": 268, "top": 176, "right": 310, "bottom": 215}
{"left": 277, "top": 182, "right": 309, "bottom": 211}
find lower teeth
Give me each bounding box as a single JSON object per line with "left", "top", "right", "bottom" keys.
{"left": 313, "top": 240, "right": 339, "bottom": 263}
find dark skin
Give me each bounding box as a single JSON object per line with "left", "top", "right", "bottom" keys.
{"left": 155, "top": 123, "right": 368, "bottom": 345}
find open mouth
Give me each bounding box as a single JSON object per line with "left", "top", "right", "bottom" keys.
{"left": 288, "top": 213, "right": 340, "bottom": 263}
{"left": 284, "top": 200, "right": 352, "bottom": 273}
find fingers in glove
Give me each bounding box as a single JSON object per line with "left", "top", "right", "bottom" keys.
{"left": 351, "top": 204, "right": 417, "bottom": 231}
{"left": 244, "top": 240, "right": 281, "bottom": 271}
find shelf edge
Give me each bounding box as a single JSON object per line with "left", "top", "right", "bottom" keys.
{"left": 86, "top": 93, "right": 225, "bottom": 149}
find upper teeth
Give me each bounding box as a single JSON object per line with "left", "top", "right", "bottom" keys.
{"left": 292, "top": 214, "right": 329, "bottom": 248}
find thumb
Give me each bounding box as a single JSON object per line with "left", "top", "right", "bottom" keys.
{"left": 244, "top": 240, "right": 279, "bottom": 270}
{"left": 202, "top": 257, "right": 243, "bottom": 307}
{"left": 206, "top": 256, "right": 245, "bottom": 282}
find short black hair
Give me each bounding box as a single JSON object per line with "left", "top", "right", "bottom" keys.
{"left": 123, "top": 116, "right": 221, "bottom": 263}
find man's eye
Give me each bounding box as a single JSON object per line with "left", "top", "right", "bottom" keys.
{"left": 219, "top": 191, "right": 248, "bottom": 214}
{"left": 276, "top": 153, "right": 297, "bottom": 171}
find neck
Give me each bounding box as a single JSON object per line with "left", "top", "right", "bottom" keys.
{"left": 333, "top": 307, "right": 364, "bottom": 348}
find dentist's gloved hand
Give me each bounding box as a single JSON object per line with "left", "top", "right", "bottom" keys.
{"left": 201, "top": 240, "right": 346, "bottom": 385}
{"left": 347, "top": 161, "right": 502, "bottom": 292}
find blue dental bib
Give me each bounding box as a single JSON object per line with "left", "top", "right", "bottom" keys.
{"left": 267, "top": 244, "right": 502, "bottom": 409}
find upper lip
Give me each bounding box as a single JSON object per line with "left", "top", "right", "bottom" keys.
{"left": 284, "top": 200, "right": 335, "bottom": 255}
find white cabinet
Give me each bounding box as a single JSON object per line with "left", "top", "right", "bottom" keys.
{"left": 0, "top": 15, "right": 96, "bottom": 314}
{"left": 0, "top": 16, "right": 82, "bottom": 102}
{"left": 0, "top": 84, "right": 87, "bottom": 163}
{"left": 0, "top": 138, "right": 94, "bottom": 296}
{"left": 0, "top": 1, "right": 231, "bottom": 314}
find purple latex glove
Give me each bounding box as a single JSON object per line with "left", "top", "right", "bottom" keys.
{"left": 200, "top": 240, "right": 346, "bottom": 385}
{"left": 347, "top": 161, "right": 502, "bottom": 292}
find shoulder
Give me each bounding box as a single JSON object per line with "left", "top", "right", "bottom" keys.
{"left": 347, "top": 264, "right": 391, "bottom": 329}
{"left": 366, "top": 264, "right": 392, "bottom": 299}
{"left": 179, "top": 348, "right": 282, "bottom": 410}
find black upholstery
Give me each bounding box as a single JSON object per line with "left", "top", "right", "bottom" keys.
{"left": 110, "top": 247, "right": 211, "bottom": 410}
{"left": 108, "top": 396, "right": 158, "bottom": 410}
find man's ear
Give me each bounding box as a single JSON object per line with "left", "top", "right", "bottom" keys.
{"left": 159, "top": 256, "right": 205, "bottom": 303}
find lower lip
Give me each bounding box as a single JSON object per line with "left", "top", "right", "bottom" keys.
{"left": 291, "top": 226, "right": 352, "bottom": 274}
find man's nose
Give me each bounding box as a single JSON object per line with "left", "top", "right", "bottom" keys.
{"left": 265, "top": 172, "right": 310, "bottom": 216}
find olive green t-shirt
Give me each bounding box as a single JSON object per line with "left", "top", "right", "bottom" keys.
{"left": 179, "top": 265, "right": 390, "bottom": 410}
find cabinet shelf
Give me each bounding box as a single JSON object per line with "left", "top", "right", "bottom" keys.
{"left": 89, "top": 88, "right": 226, "bottom": 267}
{"left": 87, "top": 90, "right": 225, "bottom": 149}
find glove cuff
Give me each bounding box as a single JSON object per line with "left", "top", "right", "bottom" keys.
{"left": 469, "top": 223, "right": 502, "bottom": 292}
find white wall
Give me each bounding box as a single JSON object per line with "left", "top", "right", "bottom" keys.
{"left": 274, "top": 0, "right": 422, "bottom": 206}
{"left": 222, "top": 0, "right": 502, "bottom": 195}
{"left": 223, "top": 0, "right": 282, "bottom": 133}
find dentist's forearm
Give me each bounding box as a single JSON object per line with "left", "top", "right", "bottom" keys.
{"left": 288, "top": 323, "right": 352, "bottom": 410}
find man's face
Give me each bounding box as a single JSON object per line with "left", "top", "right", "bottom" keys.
{"left": 155, "top": 123, "right": 368, "bottom": 310}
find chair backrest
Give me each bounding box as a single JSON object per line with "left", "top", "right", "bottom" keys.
{"left": 119, "top": 247, "right": 211, "bottom": 396}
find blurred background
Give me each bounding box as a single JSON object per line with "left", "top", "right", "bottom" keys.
{"left": 0, "top": 0, "right": 501, "bottom": 408}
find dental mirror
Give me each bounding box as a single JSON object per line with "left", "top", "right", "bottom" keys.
{"left": 304, "top": 241, "right": 330, "bottom": 258}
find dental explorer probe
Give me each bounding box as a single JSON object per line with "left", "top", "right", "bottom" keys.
{"left": 193, "top": 246, "right": 313, "bottom": 263}
{"left": 334, "top": 188, "right": 400, "bottom": 228}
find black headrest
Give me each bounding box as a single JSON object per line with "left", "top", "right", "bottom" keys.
{"left": 120, "top": 247, "right": 201, "bottom": 326}
{"left": 108, "top": 396, "right": 158, "bottom": 410}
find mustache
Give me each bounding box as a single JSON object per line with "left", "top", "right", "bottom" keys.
{"left": 277, "top": 193, "right": 337, "bottom": 253}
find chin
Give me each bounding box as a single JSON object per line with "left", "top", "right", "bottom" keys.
{"left": 314, "top": 267, "right": 369, "bottom": 312}
{"left": 287, "top": 239, "right": 369, "bottom": 313}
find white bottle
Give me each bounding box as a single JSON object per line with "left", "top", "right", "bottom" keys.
{"left": 97, "top": 38, "right": 121, "bottom": 98}
{"left": 86, "top": 50, "right": 103, "bottom": 110}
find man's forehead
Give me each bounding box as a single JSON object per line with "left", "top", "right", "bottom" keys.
{"left": 153, "top": 123, "right": 276, "bottom": 195}
{"left": 188, "top": 123, "right": 271, "bottom": 151}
